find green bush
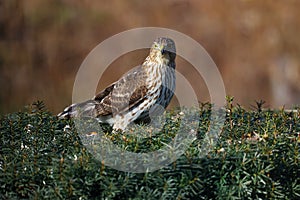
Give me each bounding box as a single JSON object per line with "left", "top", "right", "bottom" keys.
{"left": 0, "top": 101, "right": 299, "bottom": 199}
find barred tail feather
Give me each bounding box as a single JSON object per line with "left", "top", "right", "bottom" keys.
{"left": 57, "top": 100, "right": 97, "bottom": 119}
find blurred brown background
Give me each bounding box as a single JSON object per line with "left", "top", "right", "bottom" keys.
{"left": 1, "top": 0, "right": 300, "bottom": 114}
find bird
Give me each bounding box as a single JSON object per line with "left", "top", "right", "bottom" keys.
{"left": 58, "top": 37, "right": 176, "bottom": 132}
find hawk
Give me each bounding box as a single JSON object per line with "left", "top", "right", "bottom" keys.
{"left": 58, "top": 37, "right": 176, "bottom": 131}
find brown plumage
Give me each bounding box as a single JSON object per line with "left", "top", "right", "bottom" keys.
{"left": 58, "top": 37, "right": 176, "bottom": 131}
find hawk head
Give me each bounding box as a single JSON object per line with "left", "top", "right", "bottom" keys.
{"left": 150, "top": 37, "right": 176, "bottom": 67}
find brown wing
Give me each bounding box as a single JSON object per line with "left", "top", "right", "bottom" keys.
{"left": 94, "top": 84, "right": 114, "bottom": 102}
{"left": 93, "top": 65, "right": 149, "bottom": 117}
{"left": 129, "top": 85, "right": 148, "bottom": 106}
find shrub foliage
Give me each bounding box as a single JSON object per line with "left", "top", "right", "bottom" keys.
{"left": 0, "top": 101, "right": 299, "bottom": 199}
